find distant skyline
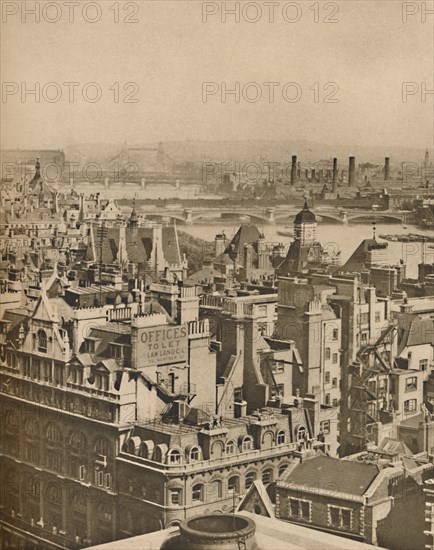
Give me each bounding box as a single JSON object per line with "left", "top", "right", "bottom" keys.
{"left": 1, "top": 1, "right": 433, "bottom": 150}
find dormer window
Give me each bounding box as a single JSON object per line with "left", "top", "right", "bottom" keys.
{"left": 86, "top": 339, "right": 96, "bottom": 353}
{"left": 110, "top": 343, "right": 123, "bottom": 359}
{"left": 242, "top": 436, "right": 253, "bottom": 452}
{"left": 167, "top": 449, "right": 182, "bottom": 465}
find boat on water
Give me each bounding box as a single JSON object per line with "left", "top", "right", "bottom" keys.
{"left": 379, "top": 233, "right": 434, "bottom": 243}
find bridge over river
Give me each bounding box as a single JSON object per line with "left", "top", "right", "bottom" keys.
{"left": 138, "top": 205, "right": 407, "bottom": 225}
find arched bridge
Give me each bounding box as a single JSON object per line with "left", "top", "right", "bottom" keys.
{"left": 142, "top": 206, "right": 406, "bottom": 225}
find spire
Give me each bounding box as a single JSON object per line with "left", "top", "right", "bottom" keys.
{"left": 128, "top": 197, "right": 138, "bottom": 228}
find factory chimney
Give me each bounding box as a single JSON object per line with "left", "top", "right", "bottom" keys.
{"left": 348, "top": 156, "right": 356, "bottom": 187}
{"left": 384, "top": 157, "right": 390, "bottom": 181}
{"left": 332, "top": 158, "right": 338, "bottom": 193}
{"left": 290, "top": 155, "right": 297, "bottom": 184}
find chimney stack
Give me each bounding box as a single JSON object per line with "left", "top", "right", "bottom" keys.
{"left": 290, "top": 155, "right": 297, "bottom": 184}
{"left": 384, "top": 157, "right": 390, "bottom": 181}
{"left": 348, "top": 156, "right": 356, "bottom": 187}
{"left": 332, "top": 158, "right": 338, "bottom": 193}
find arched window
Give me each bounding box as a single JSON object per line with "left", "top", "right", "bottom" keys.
{"left": 242, "top": 436, "right": 253, "bottom": 452}
{"left": 94, "top": 438, "right": 112, "bottom": 457}
{"left": 225, "top": 440, "right": 235, "bottom": 454}
{"left": 189, "top": 446, "right": 201, "bottom": 462}
{"left": 245, "top": 471, "right": 257, "bottom": 490}
{"left": 297, "top": 426, "right": 307, "bottom": 441}
{"left": 37, "top": 330, "right": 47, "bottom": 353}
{"left": 69, "top": 431, "right": 86, "bottom": 452}
{"left": 228, "top": 476, "right": 240, "bottom": 495}
{"left": 209, "top": 479, "right": 223, "bottom": 500}
{"left": 278, "top": 463, "right": 289, "bottom": 477}
{"left": 192, "top": 484, "right": 204, "bottom": 502}
{"left": 261, "top": 469, "right": 273, "bottom": 486}
{"left": 277, "top": 430, "right": 286, "bottom": 445}
{"left": 24, "top": 418, "right": 39, "bottom": 437}
{"left": 5, "top": 410, "right": 18, "bottom": 434}
{"left": 45, "top": 482, "right": 62, "bottom": 503}
{"left": 167, "top": 448, "right": 182, "bottom": 465}
{"left": 140, "top": 440, "right": 154, "bottom": 459}
{"left": 46, "top": 423, "right": 62, "bottom": 445}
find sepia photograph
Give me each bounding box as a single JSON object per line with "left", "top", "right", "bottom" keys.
{"left": 0, "top": 1, "right": 433, "bottom": 549}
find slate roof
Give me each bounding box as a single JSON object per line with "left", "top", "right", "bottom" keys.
{"left": 338, "top": 238, "right": 387, "bottom": 273}
{"left": 398, "top": 317, "right": 434, "bottom": 354}
{"left": 284, "top": 455, "right": 379, "bottom": 496}
{"left": 294, "top": 201, "right": 316, "bottom": 224}
{"left": 224, "top": 224, "right": 262, "bottom": 259}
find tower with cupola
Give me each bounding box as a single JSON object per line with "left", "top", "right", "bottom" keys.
{"left": 277, "top": 201, "right": 323, "bottom": 275}
{"left": 294, "top": 200, "right": 317, "bottom": 245}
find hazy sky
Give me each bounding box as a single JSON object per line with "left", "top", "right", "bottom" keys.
{"left": 1, "top": 0, "right": 433, "bottom": 149}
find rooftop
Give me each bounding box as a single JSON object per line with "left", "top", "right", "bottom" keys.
{"left": 84, "top": 511, "right": 381, "bottom": 550}
{"left": 282, "top": 455, "right": 379, "bottom": 497}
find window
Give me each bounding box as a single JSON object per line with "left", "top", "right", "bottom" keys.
{"left": 404, "top": 399, "right": 417, "bottom": 413}
{"left": 96, "top": 469, "right": 104, "bottom": 487}
{"left": 95, "top": 438, "right": 111, "bottom": 457}
{"left": 405, "top": 377, "right": 417, "bottom": 392}
{"left": 189, "top": 447, "right": 200, "bottom": 462}
{"left": 105, "top": 474, "right": 112, "bottom": 489}
{"left": 273, "top": 361, "right": 284, "bottom": 373}
{"left": 79, "top": 465, "right": 86, "bottom": 481}
{"left": 332, "top": 328, "right": 339, "bottom": 340}
{"left": 288, "top": 498, "right": 311, "bottom": 521}
{"left": 325, "top": 348, "right": 331, "bottom": 360}
{"left": 46, "top": 423, "right": 62, "bottom": 445}
{"left": 271, "top": 384, "right": 284, "bottom": 398}
{"left": 226, "top": 440, "right": 235, "bottom": 454}
{"left": 329, "top": 506, "right": 352, "bottom": 529}
{"left": 360, "top": 313, "right": 369, "bottom": 324}
{"left": 332, "top": 398, "right": 339, "bottom": 407}
{"left": 262, "top": 469, "right": 272, "bottom": 486}
{"left": 234, "top": 387, "right": 243, "bottom": 403}
{"left": 170, "top": 488, "right": 182, "bottom": 505}
{"left": 332, "top": 377, "right": 338, "bottom": 388}
{"left": 325, "top": 393, "right": 330, "bottom": 405}
{"left": 209, "top": 479, "right": 222, "bottom": 499}
{"left": 277, "top": 430, "right": 286, "bottom": 445}
{"left": 325, "top": 372, "right": 330, "bottom": 384}
{"left": 242, "top": 436, "right": 253, "bottom": 451}
{"left": 70, "top": 431, "right": 86, "bottom": 452}
{"left": 297, "top": 426, "right": 307, "bottom": 441}
{"left": 167, "top": 449, "right": 182, "bottom": 464}
{"left": 278, "top": 463, "right": 289, "bottom": 477}
{"left": 228, "top": 476, "right": 240, "bottom": 495}
{"left": 37, "top": 330, "right": 47, "bottom": 353}
{"left": 245, "top": 471, "right": 257, "bottom": 490}
{"left": 375, "top": 312, "right": 381, "bottom": 323}
{"left": 192, "top": 484, "right": 203, "bottom": 502}
{"left": 420, "top": 359, "right": 428, "bottom": 371}
{"left": 320, "top": 420, "right": 331, "bottom": 434}
{"left": 332, "top": 353, "right": 338, "bottom": 364}
{"left": 361, "top": 332, "right": 368, "bottom": 344}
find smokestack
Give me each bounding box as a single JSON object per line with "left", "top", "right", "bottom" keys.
{"left": 290, "top": 155, "right": 297, "bottom": 184}
{"left": 348, "top": 156, "right": 356, "bottom": 187}
{"left": 332, "top": 158, "right": 338, "bottom": 192}
{"left": 384, "top": 157, "right": 390, "bottom": 181}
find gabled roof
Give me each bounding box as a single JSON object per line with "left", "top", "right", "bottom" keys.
{"left": 283, "top": 455, "right": 379, "bottom": 497}
{"left": 237, "top": 480, "right": 275, "bottom": 517}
